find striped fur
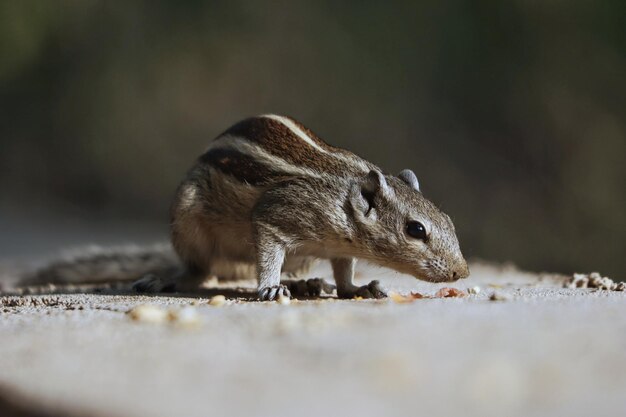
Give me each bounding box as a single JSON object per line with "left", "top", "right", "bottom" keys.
{"left": 202, "top": 115, "right": 375, "bottom": 186}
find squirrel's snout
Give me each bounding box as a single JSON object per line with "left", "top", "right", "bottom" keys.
{"left": 451, "top": 261, "right": 470, "bottom": 280}
{"left": 459, "top": 263, "right": 470, "bottom": 279}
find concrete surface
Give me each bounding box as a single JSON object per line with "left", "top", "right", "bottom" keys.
{"left": 0, "top": 262, "right": 625, "bottom": 417}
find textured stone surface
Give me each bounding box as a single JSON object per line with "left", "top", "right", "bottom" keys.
{"left": 0, "top": 263, "right": 624, "bottom": 417}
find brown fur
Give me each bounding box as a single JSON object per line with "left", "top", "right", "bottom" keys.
{"left": 216, "top": 116, "right": 374, "bottom": 177}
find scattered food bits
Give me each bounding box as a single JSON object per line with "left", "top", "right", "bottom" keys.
{"left": 389, "top": 292, "right": 425, "bottom": 303}
{"left": 434, "top": 287, "right": 467, "bottom": 298}
{"left": 489, "top": 292, "right": 511, "bottom": 301}
{"left": 127, "top": 304, "right": 168, "bottom": 324}
{"left": 564, "top": 272, "right": 622, "bottom": 292}
{"left": 388, "top": 292, "right": 405, "bottom": 303}
{"left": 597, "top": 279, "right": 614, "bottom": 291}
{"left": 565, "top": 273, "right": 589, "bottom": 289}
{"left": 128, "top": 304, "right": 202, "bottom": 326}
{"left": 467, "top": 286, "right": 481, "bottom": 295}
{"left": 277, "top": 295, "right": 291, "bottom": 305}
{"left": 390, "top": 288, "right": 468, "bottom": 302}
{"left": 208, "top": 295, "right": 227, "bottom": 307}
{"left": 168, "top": 307, "right": 201, "bottom": 326}
{"left": 589, "top": 273, "right": 611, "bottom": 289}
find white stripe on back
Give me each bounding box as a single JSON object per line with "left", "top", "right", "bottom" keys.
{"left": 260, "top": 114, "right": 372, "bottom": 173}
{"left": 207, "top": 135, "right": 323, "bottom": 179}
{"left": 261, "top": 114, "right": 329, "bottom": 154}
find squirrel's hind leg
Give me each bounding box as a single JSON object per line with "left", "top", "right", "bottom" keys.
{"left": 280, "top": 256, "right": 335, "bottom": 298}
{"left": 331, "top": 258, "right": 387, "bottom": 299}
{"left": 281, "top": 277, "right": 336, "bottom": 297}
{"left": 132, "top": 263, "right": 206, "bottom": 293}
{"left": 132, "top": 272, "right": 176, "bottom": 293}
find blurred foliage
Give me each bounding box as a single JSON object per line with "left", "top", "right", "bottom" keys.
{"left": 1, "top": 0, "right": 625, "bottom": 276}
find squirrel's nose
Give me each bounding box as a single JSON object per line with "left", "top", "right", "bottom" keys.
{"left": 451, "top": 261, "right": 470, "bottom": 280}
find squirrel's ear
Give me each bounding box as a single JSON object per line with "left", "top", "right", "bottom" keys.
{"left": 349, "top": 170, "right": 389, "bottom": 219}
{"left": 362, "top": 170, "right": 390, "bottom": 197}
{"left": 398, "top": 169, "right": 420, "bottom": 192}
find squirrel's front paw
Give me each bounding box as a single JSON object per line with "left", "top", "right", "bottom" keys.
{"left": 258, "top": 284, "right": 291, "bottom": 301}
{"left": 339, "top": 280, "right": 387, "bottom": 299}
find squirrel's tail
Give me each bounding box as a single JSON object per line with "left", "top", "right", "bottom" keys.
{"left": 18, "top": 243, "right": 180, "bottom": 288}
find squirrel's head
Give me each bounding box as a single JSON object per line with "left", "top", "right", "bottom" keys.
{"left": 348, "top": 169, "right": 469, "bottom": 282}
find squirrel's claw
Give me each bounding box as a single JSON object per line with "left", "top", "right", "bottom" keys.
{"left": 258, "top": 284, "right": 291, "bottom": 301}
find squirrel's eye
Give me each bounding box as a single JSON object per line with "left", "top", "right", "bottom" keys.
{"left": 406, "top": 221, "right": 428, "bottom": 240}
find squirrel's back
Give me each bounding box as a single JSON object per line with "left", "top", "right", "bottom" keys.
{"left": 198, "top": 114, "right": 377, "bottom": 187}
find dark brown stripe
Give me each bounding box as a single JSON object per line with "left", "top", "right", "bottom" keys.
{"left": 199, "top": 148, "right": 284, "bottom": 185}
{"left": 285, "top": 116, "right": 351, "bottom": 154}
{"left": 217, "top": 116, "right": 369, "bottom": 177}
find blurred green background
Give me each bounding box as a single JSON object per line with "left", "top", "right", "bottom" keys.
{"left": 1, "top": 1, "right": 624, "bottom": 277}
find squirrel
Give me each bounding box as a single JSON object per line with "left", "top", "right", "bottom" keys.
{"left": 20, "top": 115, "right": 469, "bottom": 301}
